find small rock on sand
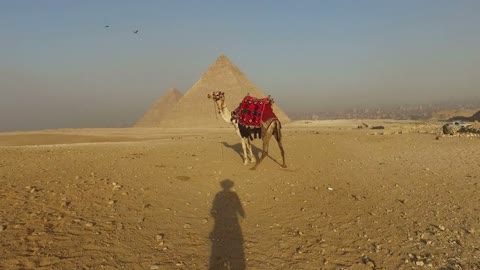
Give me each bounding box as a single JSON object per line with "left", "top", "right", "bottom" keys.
{"left": 155, "top": 233, "right": 164, "bottom": 241}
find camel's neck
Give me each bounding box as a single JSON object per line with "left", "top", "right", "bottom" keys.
{"left": 217, "top": 103, "right": 232, "bottom": 123}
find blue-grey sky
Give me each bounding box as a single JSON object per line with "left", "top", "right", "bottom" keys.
{"left": 1, "top": 1, "right": 479, "bottom": 131}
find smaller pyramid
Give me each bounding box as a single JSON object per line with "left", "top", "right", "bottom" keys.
{"left": 134, "top": 88, "right": 183, "bottom": 127}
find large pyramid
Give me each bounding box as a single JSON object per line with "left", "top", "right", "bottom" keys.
{"left": 134, "top": 88, "right": 183, "bottom": 127}
{"left": 159, "top": 55, "right": 290, "bottom": 127}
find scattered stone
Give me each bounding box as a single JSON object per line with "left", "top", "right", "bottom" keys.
{"left": 327, "top": 187, "right": 334, "bottom": 191}
{"left": 0, "top": 225, "right": 6, "bottom": 232}
{"left": 201, "top": 218, "right": 208, "bottom": 224}
{"left": 466, "top": 227, "right": 475, "bottom": 234}
{"left": 361, "top": 256, "right": 376, "bottom": 268}
{"left": 357, "top": 123, "right": 369, "bottom": 129}
{"left": 183, "top": 223, "right": 191, "bottom": 229}
{"left": 415, "top": 260, "right": 425, "bottom": 266}
{"left": 61, "top": 200, "right": 71, "bottom": 207}
{"left": 352, "top": 195, "right": 362, "bottom": 201}
{"left": 175, "top": 176, "right": 191, "bottom": 181}
{"left": 155, "top": 233, "right": 164, "bottom": 241}
{"left": 438, "top": 225, "right": 446, "bottom": 231}
{"left": 112, "top": 183, "right": 122, "bottom": 191}
{"left": 108, "top": 200, "right": 115, "bottom": 205}
{"left": 85, "top": 222, "right": 95, "bottom": 227}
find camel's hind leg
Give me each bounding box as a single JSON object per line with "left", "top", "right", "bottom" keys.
{"left": 260, "top": 133, "right": 272, "bottom": 161}
{"left": 250, "top": 138, "right": 271, "bottom": 171}
{"left": 273, "top": 124, "right": 286, "bottom": 168}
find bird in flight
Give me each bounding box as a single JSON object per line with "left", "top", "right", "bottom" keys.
{"left": 105, "top": 25, "right": 109, "bottom": 28}
{"left": 133, "top": 30, "right": 139, "bottom": 34}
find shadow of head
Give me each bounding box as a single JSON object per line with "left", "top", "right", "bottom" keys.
{"left": 220, "top": 179, "right": 234, "bottom": 190}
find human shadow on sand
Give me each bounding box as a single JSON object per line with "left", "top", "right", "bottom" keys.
{"left": 209, "top": 179, "right": 246, "bottom": 270}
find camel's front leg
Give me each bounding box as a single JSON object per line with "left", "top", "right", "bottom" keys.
{"left": 250, "top": 133, "right": 272, "bottom": 170}
{"left": 246, "top": 140, "right": 256, "bottom": 163}
{"left": 240, "top": 138, "right": 249, "bottom": 166}
{"left": 235, "top": 127, "right": 250, "bottom": 165}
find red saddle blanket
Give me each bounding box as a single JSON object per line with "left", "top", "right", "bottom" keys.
{"left": 232, "top": 96, "right": 277, "bottom": 128}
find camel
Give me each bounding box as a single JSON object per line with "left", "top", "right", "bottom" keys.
{"left": 207, "top": 91, "right": 286, "bottom": 168}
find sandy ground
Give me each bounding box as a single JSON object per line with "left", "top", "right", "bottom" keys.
{"left": 0, "top": 120, "right": 479, "bottom": 270}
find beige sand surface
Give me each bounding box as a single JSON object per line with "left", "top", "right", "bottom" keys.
{"left": 0, "top": 120, "right": 479, "bottom": 269}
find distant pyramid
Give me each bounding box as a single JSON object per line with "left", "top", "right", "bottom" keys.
{"left": 134, "top": 88, "right": 183, "bottom": 127}
{"left": 159, "top": 55, "right": 290, "bottom": 127}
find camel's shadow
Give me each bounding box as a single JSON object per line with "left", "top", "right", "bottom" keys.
{"left": 220, "top": 141, "right": 284, "bottom": 167}
{"left": 221, "top": 141, "right": 260, "bottom": 160}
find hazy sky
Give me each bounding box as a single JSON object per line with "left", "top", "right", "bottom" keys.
{"left": 1, "top": 1, "right": 479, "bottom": 131}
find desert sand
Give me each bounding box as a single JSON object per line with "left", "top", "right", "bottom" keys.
{"left": 0, "top": 120, "right": 479, "bottom": 270}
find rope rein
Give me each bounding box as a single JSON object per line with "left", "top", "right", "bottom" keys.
{"left": 213, "top": 100, "right": 218, "bottom": 119}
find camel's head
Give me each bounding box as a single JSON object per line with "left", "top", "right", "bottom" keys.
{"left": 207, "top": 91, "right": 225, "bottom": 102}
{"left": 208, "top": 91, "right": 226, "bottom": 113}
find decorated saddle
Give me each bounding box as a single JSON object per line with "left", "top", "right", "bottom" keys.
{"left": 231, "top": 95, "right": 278, "bottom": 140}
